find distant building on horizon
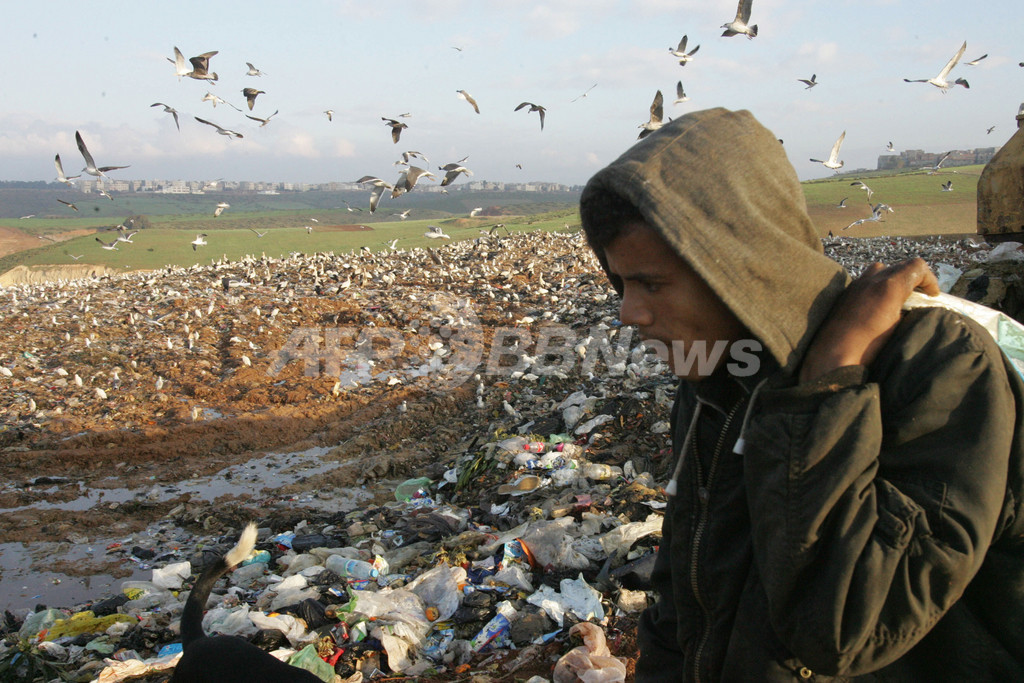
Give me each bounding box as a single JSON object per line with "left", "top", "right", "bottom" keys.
{"left": 878, "top": 147, "right": 998, "bottom": 171}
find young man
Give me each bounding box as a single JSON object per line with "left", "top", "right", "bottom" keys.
{"left": 579, "top": 107, "right": 1024, "bottom": 681}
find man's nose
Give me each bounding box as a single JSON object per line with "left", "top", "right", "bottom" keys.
{"left": 619, "top": 288, "right": 653, "bottom": 327}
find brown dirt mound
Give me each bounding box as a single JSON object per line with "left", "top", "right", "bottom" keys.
{"left": 0, "top": 263, "right": 120, "bottom": 286}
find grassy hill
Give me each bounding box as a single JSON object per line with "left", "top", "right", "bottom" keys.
{"left": 0, "top": 167, "right": 982, "bottom": 277}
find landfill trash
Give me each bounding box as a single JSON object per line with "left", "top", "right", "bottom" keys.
{"left": 395, "top": 476, "right": 433, "bottom": 502}
{"left": 527, "top": 574, "right": 606, "bottom": 627}
{"left": 552, "top": 622, "right": 628, "bottom": 683}
{"left": 151, "top": 560, "right": 191, "bottom": 590}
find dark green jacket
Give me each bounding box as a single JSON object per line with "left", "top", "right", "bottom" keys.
{"left": 637, "top": 307, "right": 1024, "bottom": 681}
{"left": 578, "top": 107, "right": 1024, "bottom": 681}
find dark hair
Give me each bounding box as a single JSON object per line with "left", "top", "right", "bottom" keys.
{"left": 579, "top": 188, "right": 644, "bottom": 255}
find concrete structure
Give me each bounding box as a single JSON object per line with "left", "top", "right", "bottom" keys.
{"left": 978, "top": 105, "right": 1024, "bottom": 242}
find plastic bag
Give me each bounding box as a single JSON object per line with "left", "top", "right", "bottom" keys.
{"left": 526, "top": 574, "right": 605, "bottom": 627}
{"left": 152, "top": 561, "right": 191, "bottom": 590}
{"left": 552, "top": 622, "right": 627, "bottom": 683}
{"left": 406, "top": 564, "right": 466, "bottom": 622}
{"left": 287, "top": 643, "right": 335, "bottom": 681}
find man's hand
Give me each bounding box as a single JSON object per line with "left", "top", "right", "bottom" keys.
{"left": 800, "top": 258, "right": 940, "bottom": 384}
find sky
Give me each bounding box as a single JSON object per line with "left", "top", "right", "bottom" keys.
{"left": 1, "top": 0, "right": 1021, "bottom": 187}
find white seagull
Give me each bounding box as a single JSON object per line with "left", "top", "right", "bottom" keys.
{"left": 673, "top": 81, "right": 689, "bottom": 104}
{"left": 797, "top": 74, "right": 817, "bottom": 89}
{"left": 195, "top": 117, "right": 244, "bottom": 139}
{"left": 903, "top": 41, "right": 969, "bottom": 91}
{"left": 941, "top": 180, "right": 953, "bottom": 192}
{"left": 456, "top": 89, "right": 480, "bottom": 113}
{"left": 810, "top": 131, "right": 846, "bottom": 171}
{"left": 851, "top": 180, "right": 874, "bottom": 201}
{"left": 191, "top": 234, "right": 208, "bottom": 251}
{"left": 214, "top": 202, "right": 230, "bottom": 217}
{"left": 95, "top": 237, "right": 119, "bottom": 250}
{"left": 54, "top": 154, "right": 80, "bottom": 185}
{"left": 637, "top": 90, "right": 664, "bottom": 139}
{"left": 392, "top": 166, "right": 436, "bottom": 197}
{"left": 245, "top": 62, "right": 266, "bottom": 76}
{"left": 324, "top": 110, "right": 334, "bottom": 121}
{"left": 886, "top": 141, "right": 895, "bottom": 152}
{"left": 246, "top": 110, "right": 279, "bottom": 127}
{"left": 76, "top": 131, "right": 129, "bottom": 179}
{"left": 669, "top": 35, "right": 700, "bottom": 64}
{"left": 355, "top": 175, "right": 393, "bottom": 213}
{"left": 424, "top": 226, "right": 450, "bottom": 239}
{"left": 151, "top": 103, "right": 180, "bottom": 131}
{"left": 722, "top": 0, "right": 758, "bottom": 39}
{"left": 439, "top": 158, "right": 472, "bottom": 186}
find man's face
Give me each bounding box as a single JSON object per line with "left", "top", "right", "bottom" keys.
{"left": 603, "top": 221, "right": 746, "bottom": 380}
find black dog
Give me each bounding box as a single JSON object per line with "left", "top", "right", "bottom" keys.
{"left": 170, "top": 523, "right": 324, "bottom": 682}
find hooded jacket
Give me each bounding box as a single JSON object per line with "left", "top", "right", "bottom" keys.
{"left": 580, "top": 108, "right": 1024, "bottom": 681}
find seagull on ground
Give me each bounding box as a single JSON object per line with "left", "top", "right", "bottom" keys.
{"left": 638, "top": 90, "right": 664, "bottom": 139}
{"left": 95, "top": 236, "right": 118, "bottom": 250}
{"left": 850, "top": 180, "right": 874, "bottom": 201}
{"left": 324, "top": 110, "right": 334, "bottom": 121}
{"left": 356, "top": 176, "right": 393, "bottom": 213}
{"left": 673, "top": 81, "right": 689, "bottom": 104}
{"left": 903, "top": 41, "right": 969, "bottom": 91}
{"left": 54, "top": 154, "right": 80, "bottom": 185}
{"left": 439, "top": 158, "right": 473, "bottom": 186}
{"left": 382, "top": 117, "right": 408, "bottom": 144}
{"left": 76, "top": 131, "right": 130, "bottom": 179}
{"left": 57, "top": 199, "right": 79, "bottom": 212}
{"left": 151, "top": 103, "right": 180, "bottom": 131}
{"left": 214, "top": 202, "right": 230, "bottom": 217}
{"left": 191, "top": 234, "right": 208, "bottom": 251}
{"left": 242, "top": 88, "right": 265, "bottom": 111}
{"left": 809, "top": 131, "right": 846, "bottom": 171}
{"left": 392, "top": 166, "right": 436, "bottom": 197}
{"left": 514, "top": 102, "right": 546, "bottom": 130}
{"left": 456, "top": 89, "right": 480, "bottom": 113}
{"left": 245, "top": 62, "right": 266, "bottom": 76}
{"left": 722, "top": 0, "right": 758, "bottom": 39}
{"left": 246, "top": 110, "right": 279, "bottom": 127}
{"left": 797, "top": 74, "right": 817, "bottom": 89}
{"left": 571, "top": 84, "right": 597, "bottom": 103}
{"left": 941, "top": 180, "right": 953, "bottom": 192}
{"left": 195, "top": 117, "right": 244, "bottom": 139}
{"left": 424, "top": 226, "right": 450, "bottom": 239}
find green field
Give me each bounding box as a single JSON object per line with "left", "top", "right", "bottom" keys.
{"left": 0, "top": 167, "right": 982, "bottom": 276}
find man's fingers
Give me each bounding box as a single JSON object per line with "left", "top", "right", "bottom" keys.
{"left": 893, "top": 257, "right": 940, "bottom": 297}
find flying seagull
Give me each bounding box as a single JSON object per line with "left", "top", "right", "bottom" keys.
{"left": 382, "top": 117, "right": 408, "bottom": 144}
{"left": 95, "top": 236, "right": 118, "bottom": 250}
{"left": 637, "top": 90, "right": 664, "bottom": 139}
{"left": 195, "top": 117, "right": 244, "bottom": 139}
{"left": 58, "top": 199, "right": 79, "bottom": 212}
{"left": 926, "top": 150, "right": 952, "bottom": 174}
{"left": 424, "top": 225, "right": 450, "bottom": 239}
{"left": 941, "top": 180, "right": 954, "bottom": 192}
{"left": 843, "top": 203, "right": 894, "bottom": 231}
{"left": 191, "top": 234, "right": 208, "bottom": 251}
{"left": 571, "top": 84, "right": 597, "bottom": 103}
{"left": 201, "top": 92, "right": 242, "bottom": 111}
{"left": 392, "top": 209, "right": 411, "bottom": 220}
{"left": 151, "top": 103, "right": 180, "bottom": 131}
{"left": 98, "top": 188, "right": 114, "bottom": 201}
{"left": 850, "top": 180, "right": 874, "bottom": 201}
{"left": 392, "top": 166, "right": 436, "bottom": 197}
{"left": 394, "top": 150, "right": 430, "bottom": 166}
{"left": 809, "top": 130, "right": 846, "bottom": 171}
{"left": 324, "top": 110, "right": 334, "bottom": 121}
{"left": 249, "top": 228, "right": 267, "bottom": 237}
{"left": 673, "top": 81, "right": 689, "bottom": 104}
{"left": 116, "top": 227, "right": 139, "bottom": 243}
{"left": 470, "top": 207, "right": 483, "bottom": 217}
{"left": 670, "top": 35, "right": 700, "bottom": 64}
{"left": 456, "top": 89, "right": 480, "bottom": 113}
{"left": 245, "top": 62, "right": 266, "bottom": 76}
{"left": 722, "top": 0, "right": 758, "bottom": 39}
{"left": 169, "top": 48, "right": 219, "bottom": 82}
{"left": 242, "top": 88, "right": 265, "bottom": 111}
{"left": 797, "top": 74, "right": 817, "bottom": 89}
{"left": 439, "top": 158, "right": 473, "bottom": 186}
{"left": 836, "top": 197, "right": 848, "bottom": 208}
{"left": 76, "top": 131, "right": 129, "bottom": 179}
{"left": 246, "top": 110, "right": 279, "bottom": 127}
{"left": 514, "top": 102, "right": 546, "bottom": 130}
{"left": 987, "top": 125, "right": 996, "bottom": 134}
{"left": 903, "top": 41, "right": 969, "bottom": 91}
{"left": 355, "top": 176, "right": 393, "bottom": 213}
{"left": 54, "top": 154, "right": 80, "bottom": 185}
{"left": 886, "top": 141, "right": 895, "bottom": 152}
{"left": 214, "top": 202, "right": 230, "bottom": 217}
{"left": 965, "top": 53, "right": 988, "bottom": 66}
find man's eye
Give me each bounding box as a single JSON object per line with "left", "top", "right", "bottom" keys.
{"left": 644, "top": 282, "right": 660, "bottom": 293}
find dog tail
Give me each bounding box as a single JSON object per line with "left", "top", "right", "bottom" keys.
{"left": 179, "top": 522, "right": 258, "bottom": 650}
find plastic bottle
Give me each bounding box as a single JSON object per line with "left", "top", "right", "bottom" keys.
{"left": 582, "top": 463, "right": 621, "bottom": 481}
{"left": 324, "top": 555, "right": 378, "bottom": 580}
{"left": 394, "top": 476, "right": 432, "bottom": 502}
{"left": 523, "top": 441, "right": 546, "bottom": 453}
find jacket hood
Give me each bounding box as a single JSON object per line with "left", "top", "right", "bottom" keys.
{"left": 580, "top": 107, "right": 849, "bottom": 374}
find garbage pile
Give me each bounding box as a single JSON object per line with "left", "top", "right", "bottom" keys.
{"left": 0, "top": 230, "right": 1001, "bottom": 681}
